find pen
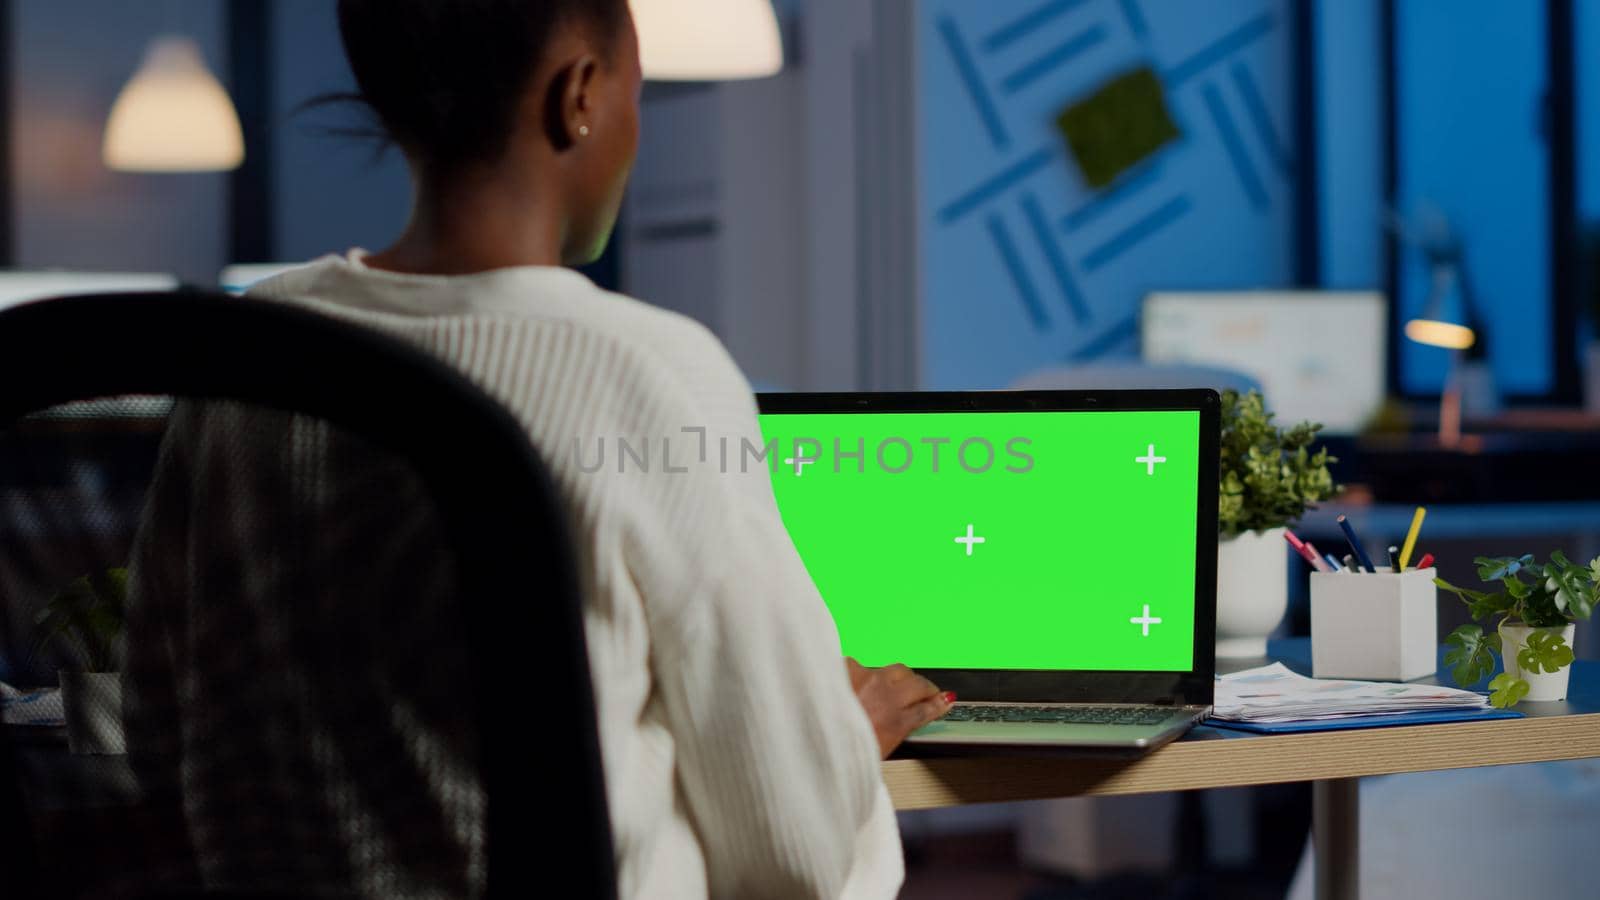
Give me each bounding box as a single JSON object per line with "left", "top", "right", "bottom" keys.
{"left": 1399, "top": 506, "right": 1427, "bottom": 570}
{"left": 1337, "top": 515, "right": 1377, "bottom": 573}
{"left": 1304, "top": 541, "right": 1335, "bottom": 573}
{"left": 1342, "top": 554, "right": 1358, "bottom": 573}
{"left": 1325, "top": 553, "right": 1346, "bottom": 572}
{"left": 1416, "top": 552, "right": 1435, "bottom": 571}
{"left": 1388, "top": 545, "right": 1401, "bottom": 573}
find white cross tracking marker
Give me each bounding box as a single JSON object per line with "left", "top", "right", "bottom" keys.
{"left": 1130, "top": 604, "right": 1163, "bottom": 637}
{"left": 1136, "top": 444, "right": 1168, "bottom": 475}
{"left": 784, "top": 454, "right": 816, "bottom": 476}
{"left": 954, "top": 524, "right": 986, "bottom": 557}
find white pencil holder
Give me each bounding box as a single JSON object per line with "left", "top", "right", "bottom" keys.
{"left": 1310, "top": 568, "right": 1438, "bottom": 681}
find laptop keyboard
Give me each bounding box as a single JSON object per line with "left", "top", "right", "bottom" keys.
{"left": 943, "top": 705, "right": 1175, "bottom": 726}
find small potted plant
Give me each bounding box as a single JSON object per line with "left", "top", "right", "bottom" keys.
{"left": 1437, "top": 553, "right": 1599, "bottom": 706}
{"left": 1215, "top": 390, "right": 1340, "bottom": 658}
{"left": 32, "top": 568, "right": 128, "bottom": 754}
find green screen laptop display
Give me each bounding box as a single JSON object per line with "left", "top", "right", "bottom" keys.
{"left": 758, "top": 410, "right": 1200, "bottom": 672}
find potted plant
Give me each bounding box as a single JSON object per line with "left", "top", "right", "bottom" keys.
{"left": 1215, "top": 390, "right": 1339, "bottom": 658}
{"left": 32, "top": 568, "right": 128, "bottom": 754}
{"left": 1437, "top": 553, "right": 1599, "bottom": 706}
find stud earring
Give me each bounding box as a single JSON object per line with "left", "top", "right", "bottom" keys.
{"left": 578, "top": 125, "right": 591, "bottom": 137}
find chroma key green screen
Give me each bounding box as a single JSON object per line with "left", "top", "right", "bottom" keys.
{"left": 759, "top": 410, "right": 1200, "bottom": 672}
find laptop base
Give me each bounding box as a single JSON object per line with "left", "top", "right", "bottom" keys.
{"left": 906, "top": 705, "right": 1209, "bottom": 750}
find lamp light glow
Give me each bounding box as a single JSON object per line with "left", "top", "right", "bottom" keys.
{"left": 1403, "top": 319, "right": 1477, "bottom": 351}
{"left": 630, "top": 0, "right": 784, "bottom": 81}
{"left": 103, "top": 37, "right": 245, "bottom": 173}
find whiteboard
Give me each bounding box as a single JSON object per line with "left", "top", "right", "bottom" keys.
{"left": 1141, "top": 291, "right": 1388, "bottom": 434}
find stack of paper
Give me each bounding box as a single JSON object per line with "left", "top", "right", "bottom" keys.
{"left": 1213, "top": 663, "right": 1489, "bottom": 724}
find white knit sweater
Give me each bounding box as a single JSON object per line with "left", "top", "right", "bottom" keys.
{"left": 251, "top": 252, "right": 902, "bottom": 900}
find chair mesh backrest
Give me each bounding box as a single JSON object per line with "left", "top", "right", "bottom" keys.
{"left": 0, "top": 294, "right": 612, "bottom": 900}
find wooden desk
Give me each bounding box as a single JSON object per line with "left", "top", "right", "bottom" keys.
{"left": 884, "top": 642, "right": 1600, "bottom": 900}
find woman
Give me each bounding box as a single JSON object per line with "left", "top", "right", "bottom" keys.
{"left": 251, "top": 1, "right": 951, "bottom": 896}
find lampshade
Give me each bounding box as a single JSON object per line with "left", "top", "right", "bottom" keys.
{"left": 1404, "top": 260, "right": 1477, "bottom": 351}
{"left": 630, "top": 0, "right": 784, "bottom": 81}
{"left": 103, "top": 37, "right": 245, "bottom": 173}
{"left": 1403, "top": 319, "right": 1476, "bottom": 351}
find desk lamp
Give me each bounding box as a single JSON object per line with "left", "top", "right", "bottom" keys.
{"left": 1402, "top": 223, "right": 1483, "bottom": 449}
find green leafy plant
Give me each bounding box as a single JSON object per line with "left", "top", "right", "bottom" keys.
{"left": 31, "top": 568, "right": 128, "bottom": 674}
{"left": 1217, "top": 390, "right": 1339, "bottom": 538}
{"left": 1485, "top": 673, "right": 1529, "bottom": 708}
{"left": 1437, "top": 553, "right": 1600, "bottom": 707}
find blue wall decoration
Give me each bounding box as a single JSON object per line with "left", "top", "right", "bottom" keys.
{"left": 919, "top": 0, "right": 1299, "bottom": 389}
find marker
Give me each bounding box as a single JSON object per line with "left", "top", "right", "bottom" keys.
{"left": 1342, "top": 554, "right": 1358, "bottom": 573}
{"left": 1398, "top": 507, "right": 1427, "bottom": 570}
{"left": 1387, "top": 545, "right": 1401, "bottom": 573}
{"left": 1325, "top": 553, "right": 1346, "bottom": 572}
{"left": 1337, "top": 515, "right": 1377, "bottom": 573}
{"left": 1416, "top": 553, "right": 1435, "bottom": 571}
{"left": 1304, "top": 541, "right": 1335, "bottom": 573}
{"left": 1284, "top": 530, "right": 1323, "bottom": 569}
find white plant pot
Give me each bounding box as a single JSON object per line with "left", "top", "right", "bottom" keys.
{"left": 1499, "top": 622, "right": 1576, "bottom": 702}
{"left": 59, "top": 671, "right": 125, "bottom": 755}
{"left": 1215, "top": 527, "right": 1289, "bottom": 658}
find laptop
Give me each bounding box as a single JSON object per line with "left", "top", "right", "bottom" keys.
{"left": 756, "top": 389, "right": 1219, "bottom": 750}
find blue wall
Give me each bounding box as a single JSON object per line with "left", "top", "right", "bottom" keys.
{"left": 269, "top": 0, "right": 411, "bottom": 264}
{"left": 1392, "top": 1, "right": 1550, "bottom": 396}
{"left": 1581, "top": 0, "right": 1600, "bottom": 228}
{"left": 918, "top": 0, "right": 1298, "bottom": 390}
{"left": 1313, "top": 0, "right": 1384, "bottom": 291}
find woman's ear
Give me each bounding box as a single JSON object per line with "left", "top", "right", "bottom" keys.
{"left": 544, "top": 54, "right": 601, "bottom": 152}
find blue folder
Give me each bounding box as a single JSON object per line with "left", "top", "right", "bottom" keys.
{"left": 1204, "top": 707, "right": 1524, "bottom": 735}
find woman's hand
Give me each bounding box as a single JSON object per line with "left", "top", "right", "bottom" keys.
{"left": 845, "top": 658, "right": 955, "bottom": 759}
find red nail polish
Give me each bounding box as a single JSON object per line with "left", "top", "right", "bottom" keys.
{"left": 942, "top": 691, "right": 958, "bottom": 704}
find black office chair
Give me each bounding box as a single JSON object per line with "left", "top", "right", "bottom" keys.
{"left": 0, "top": 293, "right": 615, "bottom": 899}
